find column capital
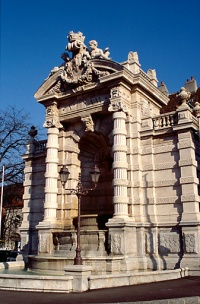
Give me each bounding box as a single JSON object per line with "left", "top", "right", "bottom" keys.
{"left": 108, "top": 87, "right": 129, "bottom": 113}
{"left": 44, "top": 102, "right": 62, "bottom": 128}
{"left": 108, "top": 101, "right": 128, "bottom": 113}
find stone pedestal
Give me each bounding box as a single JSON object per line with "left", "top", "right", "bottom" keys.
{"left": 64, "top": 265, "right": 92, "bottom": 292}
{"left": 106, "top": 222, "right": 136, "bottom": 256}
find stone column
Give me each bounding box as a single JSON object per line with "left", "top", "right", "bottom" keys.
{"left": 43, "top": 126, "right": 59, "bottom": 222}
{"left": 108, "top": 87, "right": 129, "bottom": 219}
{"left": 37, "top": 102, "right": 62, "bottom": 254}
{"left": 106, "top": 87, "right": 136, "bottom": 271}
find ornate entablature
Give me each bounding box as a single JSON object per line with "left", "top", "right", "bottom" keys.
{"left": 59, "top": 93, "right": 110, "bottom": 119}
{"left": 37, "top": 31, "right": 114, "bottom": 96}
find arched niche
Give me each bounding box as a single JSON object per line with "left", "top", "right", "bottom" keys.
{"left": 78, "top": 131, "right": 113, "bottom": 229}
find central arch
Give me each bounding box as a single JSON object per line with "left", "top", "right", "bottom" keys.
{"left": 78, "top": 132, "right": 114, "bottom": 229}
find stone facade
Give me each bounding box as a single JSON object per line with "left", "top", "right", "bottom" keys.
{"left": 20, "top": 31, "right": 200, "bottom": 275}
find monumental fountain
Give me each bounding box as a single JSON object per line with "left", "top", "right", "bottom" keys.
{"left": 0, "top": 30, "right": 199, "bottom": 292}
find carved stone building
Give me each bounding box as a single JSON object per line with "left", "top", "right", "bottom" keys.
{"left": 20, "top": 31, "right": 200, "bottom": 275}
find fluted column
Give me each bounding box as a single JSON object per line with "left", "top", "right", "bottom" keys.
{"left": 39, "top": 101, "right": 62, "bottom": 226}
{"left": 43, "top": 127, "right": 59, "bottom": 222}
{"left": 108, "top": 87, "right": 129, "bottom": 219}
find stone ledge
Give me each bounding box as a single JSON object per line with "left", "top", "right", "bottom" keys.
{"left": 89, "top": 268, "right": 189, "bottom": 291}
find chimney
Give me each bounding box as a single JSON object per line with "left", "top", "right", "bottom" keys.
{"left": 158, "top": 81, "right": 169, "bottom": 96}
{"left": 184, "top": 76, "right": 197, "bottom": 93}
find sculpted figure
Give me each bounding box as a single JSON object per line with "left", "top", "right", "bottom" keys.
{"left": 66, "top": 31, "right": 90, "bottom": 61}
{"left": 89, "top": 40, "right": 110, "bottom": 60}
{"left": 46, "top": 31, "right": 111, "bottom": 93}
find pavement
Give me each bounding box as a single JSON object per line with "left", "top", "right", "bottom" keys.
{"left": 0, "top": 276, "right": 199, "bottom": 304}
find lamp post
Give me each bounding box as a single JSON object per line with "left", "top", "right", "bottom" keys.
{"left": 59, "top": 165, "right": 100, "bottom": 265}
{"left": 0, "top": 165, "right": 5, "bottom": 240}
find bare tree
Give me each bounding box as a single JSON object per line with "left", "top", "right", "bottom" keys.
{"left": 0, "top": 106, "right": 31, "bottom": 184}
{"left": 0, "top": 106, "right": 32, "bottom": 246}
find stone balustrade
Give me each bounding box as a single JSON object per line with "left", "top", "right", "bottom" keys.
{"left": 152, "top": 112, "right": 177, "bottom": 129}
{"left": 34, "top": 140, "right": 47, "bottom": 153}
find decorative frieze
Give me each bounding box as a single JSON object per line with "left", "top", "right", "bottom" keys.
{"left": 159, "top": 233, "right": 180, "bottom": 254}
{"left": 181, "top": 194, "right": 197, "bottom": 202}
{"left": 153, "top": 144, "right": 176, "bottom": 154}
{"left": 131, "top": 181, "right": 141, "bottom": 188}
{"left": 178, "top": 141, "right": 194, "bottom": 149}
{"left": 183, "top": 233, "right": 197, "bottom": 253}
{"left": 178, "top": 158, "right": 196, "bottom": 167}
{"left": 180, "top": 177, "right": 195, "bottom": 184}
{"left": 132, "top": 197, "right": 155, "bottom": 204}
{"left": 155, "top": 179, "right": 179, "bottom": 187}
{"left": 141, "top": 147, "right": 153, "bottom": 155}
{"left": 131, "top": 180, "right": 154, "bottom": 188}
{"left": 131, "top": 147, "right": 140, "bottom": 154}
{"left": 132, "top": 195, "right": 180, "bottom": 206}
{"left": 131, "top": 164, "right": 140, "bottom": 171}
{"left": 61, "top": 94, "right": 109, "bottom": 115}
{"left": 157, "top": 196, "right": 180, "bottom": 204}
{"left": 142, "top": 164, "right": 154, "bottom": 171}
{"left": 154, "top": 161, "right": 177, "bottom": 170}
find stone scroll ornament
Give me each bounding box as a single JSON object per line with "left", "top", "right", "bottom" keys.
{"left": 47, "top": 31, "right": 110, "bottom": 94}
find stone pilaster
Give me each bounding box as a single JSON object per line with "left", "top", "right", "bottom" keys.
{"left": 20, "top": 127, "right": 46, "bottom": 260}
{"left": 178, "top": 131, "right": 200, "bottom": 223}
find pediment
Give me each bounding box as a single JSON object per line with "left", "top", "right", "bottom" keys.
{"left": 34, "top": 31, "right": 123, "bottom": 101}
{"left": 34, "top": 59, "right": 123, "bottom": 100}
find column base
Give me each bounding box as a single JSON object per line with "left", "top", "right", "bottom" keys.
{"left": 106, "top": 216, "right": 135, "bottom": 227}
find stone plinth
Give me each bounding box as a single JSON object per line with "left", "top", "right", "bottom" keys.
{"left": 64, "top": 265, "right": 92, "bottom": 292}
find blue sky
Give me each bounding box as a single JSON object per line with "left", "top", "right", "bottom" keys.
{"left": 1, "top": 0, "right": 200, "bottom": 138}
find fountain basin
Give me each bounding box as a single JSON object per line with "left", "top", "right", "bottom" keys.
{"left": 0, "top": 261, "right": 189, "bottom": 293}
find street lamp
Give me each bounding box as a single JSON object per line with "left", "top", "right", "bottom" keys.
{"left": 59, "top": 165, "right": 70, "bottom": 187}
{"left": 59, "top": 165, "right": 100, "bottom": 265}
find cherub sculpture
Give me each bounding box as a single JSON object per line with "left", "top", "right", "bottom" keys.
{"left": 89, "top": 40, "right": 110, "bottom": 60}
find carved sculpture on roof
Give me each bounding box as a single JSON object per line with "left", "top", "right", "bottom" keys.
{"left": 89, "top": 40, "right": 110, "bottom": 59}
{"left": 47, "top": 31, "right": 111, "bottom": 94}
{"left": 178, "top": 87, "right": 191, "bottom": 108}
